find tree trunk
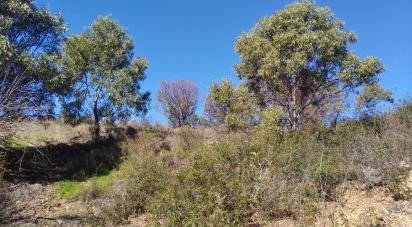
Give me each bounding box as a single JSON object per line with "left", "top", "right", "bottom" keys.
{"left": 291, "top": 83, "right": 298, "bottom": 130}
{"left": 92, "top": 100, "right": 100, "bottom": 139}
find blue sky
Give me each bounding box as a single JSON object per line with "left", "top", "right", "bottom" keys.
{"left": 36, "top": 0, "right": 412, "bottom": 124}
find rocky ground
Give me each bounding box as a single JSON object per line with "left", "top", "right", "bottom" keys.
{"left": 271, "top": 174, "right": 412, "bottom": 227}
{"left": 323, "top": 185, "right": 412, "bottom": 226}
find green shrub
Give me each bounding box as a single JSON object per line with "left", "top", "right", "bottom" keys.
{"left": 254, "top": 106, "right": 283, "bottom": 144}
{"left": 150, "top": 141, "right": 257, "bottom": 225}
{"left": 125, "top": 154, "right": 167, "bottom": 216}
{"left": 396, "top": 99, "right": 412, "bottom": 127}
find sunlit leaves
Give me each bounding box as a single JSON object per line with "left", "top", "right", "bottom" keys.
{"left": 235, "top": 0, "right": 385, "bottom": 129}
{"left": 59, "top": 16, "right": 149, "bottom": 133}
{"left": 205, "top": 79, "right": 259, "bottom": 130}
{"left": 356, "top": 83, "right": 393, "bottom": 117}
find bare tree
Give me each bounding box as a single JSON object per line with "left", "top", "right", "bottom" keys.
{"left": 156, "top": 80, "right": 199, "bottom": 127}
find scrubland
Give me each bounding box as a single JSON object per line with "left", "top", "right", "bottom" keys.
{"left": 0, "top": 101, "right": 411, "bottom": 226}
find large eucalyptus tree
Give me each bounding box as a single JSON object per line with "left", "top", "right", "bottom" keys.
{"left": 235, "top": 1, "right": 384, "bottom": 129}
{"left": 58, "top": 16, "right": 150, "bottom": 137}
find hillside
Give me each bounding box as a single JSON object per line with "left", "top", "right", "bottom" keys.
{"left": 1, "top": 102, "right": 411, "bottom": 226}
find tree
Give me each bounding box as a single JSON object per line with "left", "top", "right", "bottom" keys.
{"left": 57, "top": 16, "right": 150, "bottom": 138}
{"left": 204, "top": 79, "right": 259, "bottom": 130}
{"left": 156, "top": 80, "right": 199, "bottom": 127}
{"left": 235, "top": 1, "right": 384, "bottom": 130}
{"left": 0, "top": 0, "right": 65, "bottom": 142}
{"left": 356, "top": 83, "right": 393, "bottom": 118}
{"left": 255, "top": 106, "right": 283, "bottom": 143}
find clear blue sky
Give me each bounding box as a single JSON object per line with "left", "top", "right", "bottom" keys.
{"left": 36, "top": 0, "right": 412, "bottom": 124}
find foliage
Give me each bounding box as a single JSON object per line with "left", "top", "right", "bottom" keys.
{"left": 100, "top": 128, "right": 171, "bottom": 224}
{"left": 0, "top": 0, "right": 65, "bottom": 142}
{"left": 156, "top": 80, "right": 199, "bottom": 127}
{"left": 254, "top": 106, "right": 283, "bottom": 143}
{"left": 125, "top": 153, "right": 167, "bottom": 217}
{"left": 235, "top": 0, "right": 384, "bottom": 129}
{"left": 205, "top": 79, "right": 259, "bottom": 130}
{"left": 97, "top": 102, "right": 412, "bottom": 225}
{"left": 150, "top": 142, "right": 257, "bottom": 226}
{"left": 2, "top": 101, "right": 409, "bottom": 226}
{"left": 58, "top": 16, "right": 150, "bottom": 137}
{"left": 356, "top": 83, "right": 393, "bottom": 118}
{"left": 396, "top": 98, "right": 412, "bottom": 127}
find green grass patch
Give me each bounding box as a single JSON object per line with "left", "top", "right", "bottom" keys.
{"left": 56, "top": 169, "right": 116, "bottom": 201}
{"left": 93, "top": 172, "right": 112, "bottom": 188}
{"left": 56, "top": 180, "right": 85, "bottom": 200}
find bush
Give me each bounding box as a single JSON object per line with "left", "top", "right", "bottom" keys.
{"left": 254, "top": 106, "right": 283, "bottom": 144}
{"left": 396, "top": 99, "right": 412, "bottom": 127}
{"left": 150, "top": 141, "right": 257, "bottom": 225}
{"left": 125, "top": 154, "right": 168, "bottom": 216}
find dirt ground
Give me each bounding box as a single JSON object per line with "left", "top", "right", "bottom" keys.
{"left": 2, "top": 182, "right": 101, "bottom": 226}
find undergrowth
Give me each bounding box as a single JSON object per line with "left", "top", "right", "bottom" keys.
{"left": 6, "top": 102, "right": 411, "bottom": 225}
{"left": 96, "top": 102, "right": 412, "bottom": 225}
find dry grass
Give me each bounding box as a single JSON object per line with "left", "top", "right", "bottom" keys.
{"left": 12, "top": 120, "right": 92, "bottom": 147}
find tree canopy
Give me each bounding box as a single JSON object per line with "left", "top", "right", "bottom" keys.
{"left": 57, "top": 16, "right": 150, "bottom": 137}
{"left": 235, "top": 0, "right": 384, "bottom": 129}
{"left": 356, "top": 83, "right": 393, "bottom": 118}
{"left": 205, "top": 79, "right": 258, "bottom": 130}
{"left": 0, "top": 0, "right": 65, "bottom": 139}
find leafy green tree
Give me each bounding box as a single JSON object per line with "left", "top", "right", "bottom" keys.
{"left": 156, "top": 80, "right": 199, "bottom": 127}
{"left": 356, "top": 83, "right": 393, "bottom": 118}
{"left": 204, "top": 79, "right": 259, "bottom": 130}
{"left": 235, "top": 1, "right": 384, "bottom": 130}
{"left": 57, "top": 16, "right": 150, "bottom": 137}
{"left": 0, "top": 0, "right": 65, "bottom": 140}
